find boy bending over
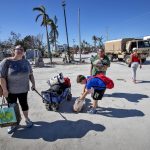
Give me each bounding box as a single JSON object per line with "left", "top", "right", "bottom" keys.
{"left": 76, "top": 75, "right": 106, "bottom": 114}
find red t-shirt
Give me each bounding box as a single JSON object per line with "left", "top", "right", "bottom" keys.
{"left": 131, "top": 54, "right": 140, "bottom": 63}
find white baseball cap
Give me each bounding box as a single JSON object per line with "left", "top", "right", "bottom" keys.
{"left": 132, "top": 48, "right": 137, "bottom": 51}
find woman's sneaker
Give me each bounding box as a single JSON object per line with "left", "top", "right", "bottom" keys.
{"left": 25, "top": 119, "right": 33, "bottom": 128}
{"left": 87, "top": 108, "right": 97, "bottom": 114}
{"left": 7, "top": 126, "right": 18, "bottom": 134}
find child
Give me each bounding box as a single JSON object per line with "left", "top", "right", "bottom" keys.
{"left": 76, "top": 75, "right": 106, "bottom": 114}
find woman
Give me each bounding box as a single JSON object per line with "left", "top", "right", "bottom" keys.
{"left": 0, "top": 45, "right": 36, "bottom": 134}
{"left": 90, "top": 48, "right": 110, "bottom": 76}
{"left": 130, "top": 48, "right": 142, "bottom": 83}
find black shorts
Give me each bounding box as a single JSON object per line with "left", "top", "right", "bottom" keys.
{"left": 92, "top": 89, "right": 106, "bottom": 100}
{"left": 7, "top": 92, "right": 29, "bottom": 111}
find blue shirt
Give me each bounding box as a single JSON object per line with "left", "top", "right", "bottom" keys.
{"left": 86, "top": 76, "right": 106, "bottom": 90}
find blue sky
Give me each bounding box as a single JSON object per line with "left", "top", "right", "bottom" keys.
{"left": 0, "top": 0, "right": 150, "bottom": 45}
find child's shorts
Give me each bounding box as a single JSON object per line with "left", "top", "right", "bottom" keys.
{"left": 92, "top": 89, "right": 106, "bottom": 100}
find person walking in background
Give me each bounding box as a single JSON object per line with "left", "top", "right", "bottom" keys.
{"left": 0, "top": 45, "right": 36, "bottom": 134}
{"left": 129, "top": 48, "right": 142, "bottom": 83}
{"left": 90, "top": 48, "right": 110, "bottom": 76}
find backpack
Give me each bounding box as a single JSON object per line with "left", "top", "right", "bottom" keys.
{"left": 95, "top": 73, "right": 114, "bottom": 89}
{"left": 63, "top": 77, "right": 71, "bottom": 88}
{"left": 88, "top": 73, "right": 114, "bottom": 89}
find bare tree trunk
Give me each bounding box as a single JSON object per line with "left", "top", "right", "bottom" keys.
{"left": 94, "top": 41, "right": 96, "bottom": 51}
{"left": 46, "top": 24, "right": 52, "bottom": 64}
{"left": 54, "top": 31, "right": 57, "bottom": 51}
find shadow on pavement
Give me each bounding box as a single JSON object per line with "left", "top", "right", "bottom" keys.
{"left": 96, "top": 107, "right": 144, "bottom": 118}
{"left": 32, "top": 65, "right": 56, "bottom": 69}
{"left": 115, "top": 62, "right": 127, "bottom": 66}
{"left": 105, "top": 92, "right": 149, "bottom": 103}
{"left": 11, "top": 119, "right": 105, "bottom": 142}
{"left": 143, "top": 60, "right": 150, "bottom": 65}
{"left": 136, "top": 80, "right": 150, "bottom": 84}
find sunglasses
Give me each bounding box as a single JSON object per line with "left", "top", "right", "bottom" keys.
{"left": 15, "top": 48, "right": 24, "bottom": 51}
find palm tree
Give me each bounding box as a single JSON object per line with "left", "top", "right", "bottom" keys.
{"left": 92, "top": 35, "right": 97, "bottom": 50}
{"left": 82, "top": 40, "right": 86, "bottom": 48}
{"left": 97, "top": 36, "right": 103, "bottom": 48}
{"left": 49, "top": 16, "right": 59, "bottom": 52}
{"left": 85, "top": 41, "right": 88, "bottom": 48}
{"left": 33, "top": 5, "right": 52, "bottom": 63}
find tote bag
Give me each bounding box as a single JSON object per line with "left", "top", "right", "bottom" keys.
{"left": 0, "top": 98, "right": 17, "bottom": 127}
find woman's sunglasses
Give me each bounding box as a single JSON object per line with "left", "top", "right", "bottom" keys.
{"left": 15, "top": 48, "right": 24, "bottom": 51}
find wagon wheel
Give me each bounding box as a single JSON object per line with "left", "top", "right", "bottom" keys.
{"left": 51, "top": 103, "right": 59, "bottom": 112}
{"left": 45, "top": 104, "right": 51, "bottom": 111}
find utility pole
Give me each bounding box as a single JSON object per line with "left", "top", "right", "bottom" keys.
{"left": 72, "top": 39, "right": 75, "bottom": 48}
{"left": 62, "top": 0, "right": 70, "bottom": 62}
{"left": 78, "top": 8, "right": 82, "bottom": 62}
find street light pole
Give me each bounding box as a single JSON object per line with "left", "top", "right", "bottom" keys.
{"left": 78, "top": 8, "right": 82, "bottom": 62}
{"left": 62, "top": 0, "right": 70, "bottom": 62}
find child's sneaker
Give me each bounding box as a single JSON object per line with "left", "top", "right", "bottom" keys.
{"left": 89, "top": 105, "right": 98, "bottom": 109}
{"left": 25, "top": 119, "right": 33, "bottom": 128}
{"left": 7, "top": 126, "right": 18, "bottom": 134}
{"left": 87, "top": 108, "right": 97, "bottom": 114}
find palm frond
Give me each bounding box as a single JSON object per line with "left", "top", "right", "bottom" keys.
{"left": 41, "top": 20, "right": 45, "bottom": 26}
{"left": 45, "top": 14, "right": 50, "bottom": 20}
{"left": 33, "top": 7, "right": 45, "bottom": 14}
{"left": 35, "top": 14, "right": 42, "bottom": 22}
{"left": 47, "top": 19, "right": 53, "bottom": 25}
{"left": 40, "top": 5, "right": 46, "bottom": 12}
{"left": 54, "top": 16, "right": 58, "bottom": 24}
{"left": 40, "top": 15, "right": 50, "bottom": 26}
